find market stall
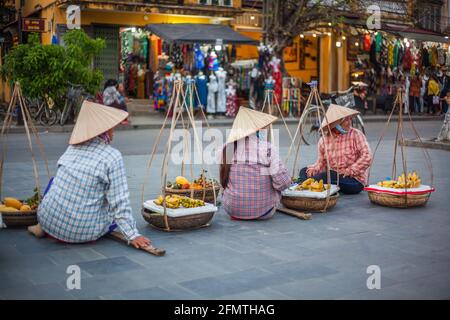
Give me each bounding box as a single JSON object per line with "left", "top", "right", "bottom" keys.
{"left": 145, "top": 23, "right": 259, "bottom": 117}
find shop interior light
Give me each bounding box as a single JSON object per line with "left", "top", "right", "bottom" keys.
{"left": 355, "top": 41, "right": 359, "bottom": 46}
{"left": 327, "top": 32, "right": 332, "bottom": 36}
{"left": 250, "top": 15, "right": 255, "bottom": 20}
{"left": 313, "top": 33, "right": 317, "bottom": 38}
{"left": 342, "top": 35, "right": 346, "bottom": 40}
{"left": 328, "top": 22, "right": 332, "bottom": 26}
{"left": 215, "top": 45, "right": 222, "bottom": 51}
{"left": 300, "top": 34, "right": 304, "bottom": 38}
{"left": 336, "top": 41, "right": 342, "bottom": 48}
{"left": 446, "top": 36, "right": 449, "bottom": 39}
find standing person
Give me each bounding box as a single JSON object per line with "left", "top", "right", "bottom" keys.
{"left": 103, "top": 79, "right": 129, "bottom": 124}
{"left": 428, "top": 75, "right": 441, "bottom": 115}
{"left": 409, "top": 74, "right": 421, "bottom": 114}
{"left": 29, "top": 101, "right": 151, "bottom": 248}
{"left": 298, "top": 104, "right": 372, "bottom": 195}
{"left": 420, "top": 73, "right": 429, "bottom": 114}
{"left": 220, "top": 108, "right": 292, "bottom": 220}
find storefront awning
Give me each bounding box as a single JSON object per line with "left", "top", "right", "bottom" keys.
{"left": 145, "top": 23, "right": 258, "bottom": 45}
{"left": 382, "top": 24, "right": 450, "bottom": 44}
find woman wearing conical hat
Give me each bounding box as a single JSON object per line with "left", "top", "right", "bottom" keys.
{"left": 28, "top": 101, "right": 151, "bottom": 249}
{"left": 220, "top": 108, "right": 292, "bottom": 220}
{"left": 298, "top": 104, "right": 372, "bottom": 194}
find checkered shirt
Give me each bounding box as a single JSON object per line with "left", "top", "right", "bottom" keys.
{"left": 222, "top": 134, "right": 292, "bottom": 219}
{"left": 308, "top": 128, "right": 372, "bottom": 185}
{"left": 37, "top": 138, "right": 140, "bottom": 243}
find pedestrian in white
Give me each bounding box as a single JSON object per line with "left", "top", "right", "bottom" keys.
{"left": 207, "top": 74, "right": 218, "bottom": 115}
{"left": 215, "top": 68, "right": 227, "bottom": 114}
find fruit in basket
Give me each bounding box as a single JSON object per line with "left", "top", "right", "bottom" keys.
{"left": 153, "top": 195, "right": 205, "bottom": 209}
{"left": 181, "top": 183, "right": 191, "bottom": 189}
{"left": 295, "top": 178, "right": 329, "bottom": 192}
{"left": 377, "top": 171, "right": 421, "bottom": 189}
{"left": 20, "top": 205, "right": 32, "bottom": 211}
{"left": 0, "top": 206, "right": 19, "bottom": 212}
{"left": 176, "top": 176, "right": 190, "bottom": 185}
{"left": 3, "top": 197, "right": 23, "bottom": 210}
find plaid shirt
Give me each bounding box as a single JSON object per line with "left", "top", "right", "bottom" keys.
{"left": 37, "top": 138, "right": 140, "bottom": 243}
{"left": 222, "top": 134, "right": 292, "bottom": 219}
{"left": 309, "top": 128, "right": 372, "bottom": 185}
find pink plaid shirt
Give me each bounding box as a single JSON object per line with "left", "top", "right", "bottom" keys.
{"left": 222, "top": 134, "right": 292, "bottom": 219}
{"left": 309, "top": 128, "right": 372, "bottom": 185}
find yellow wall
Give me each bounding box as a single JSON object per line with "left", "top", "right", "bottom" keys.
{"left": 235, "top": 30, "right": 260, "bottom": 60}
{"left": 285, "top": 36, "right": 318, "bottom": 84}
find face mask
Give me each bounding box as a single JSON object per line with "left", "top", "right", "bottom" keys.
{"left": 335, "top": 124, "right": 348, "bottom": 135}
{"left": 256, "top": 131, "right": 265, "bottom": 141}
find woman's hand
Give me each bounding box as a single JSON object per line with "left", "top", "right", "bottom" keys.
{"left": 130, "top": 236, "right": 151, "bottom": 249}
{"left": 306, "top": 167, "right": 316, "bottom": 177}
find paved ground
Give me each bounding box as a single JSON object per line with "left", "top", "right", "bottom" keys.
{"left": 0, "top": 121, "right": 449, "bottom": 300}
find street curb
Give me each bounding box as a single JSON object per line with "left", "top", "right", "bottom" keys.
{"left": 3, "top": 115, "right": 444, "bottom": 134}
{"left": 402, "top": 138, "right": 450, "bottom": 151}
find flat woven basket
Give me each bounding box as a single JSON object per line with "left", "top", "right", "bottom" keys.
{"left": 164, "top": 185, "right": 221, "bottom": 203}
{"left": 1, "top": 209, "right": 37, "bottom": 227}
{"left": 281, "top": 194, "right": 339, "bottom": 212}
{"left": 367, "top": 191, "right": 430, "bottom": 208}
{"left": 141, "top": 208, "right": 215, "bottom": 231}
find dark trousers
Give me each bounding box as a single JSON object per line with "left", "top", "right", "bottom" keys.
{"left": 409, "top": 96, "right": 420, "bottom": 113}
{"left": 298, "top": 167, "right": 364, "bottom": 195}
{"left": 427, "top": 95, "right": 436, "bottom": 114}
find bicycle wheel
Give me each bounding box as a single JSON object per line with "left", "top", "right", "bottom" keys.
{"left": 353, "top": 115, "right": 366, "bottom": 135}
{"left": 38, "top": 108, "right": 58, "bottom": 126}
{"left": 300, "top": 106, "right": 324, "bottom": 145}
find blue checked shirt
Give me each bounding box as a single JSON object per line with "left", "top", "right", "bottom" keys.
{"left": 37, "top": 137, "right": 140, "bottom": 243}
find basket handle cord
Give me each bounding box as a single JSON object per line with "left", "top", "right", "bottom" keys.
{"left": 367, "top": 89, "right": 434, "bottom": 199}
{"left": 284, "top": 84, "right": 334, "bottom": 212}
{"left": 0, "top": 82, "right": 50, "bottom": 201}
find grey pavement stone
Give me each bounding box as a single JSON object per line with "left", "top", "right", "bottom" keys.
{"left": 1, "top": 122, "right": 449, "bottom": 299}
{"left": 77, "top": 256, "right": 144, "bottom": 276}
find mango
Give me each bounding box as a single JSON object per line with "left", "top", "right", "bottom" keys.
{"left": 0, "top": 206, "right": 19, "bottom": 212}
{"left": 175, "top": 176, "right": 190, "bottom": 185}
{"left": 20, "top": 205, "right": 32, "bottom": 212}
{"left": 3, "top": 197, "right": 22, "bottom": 210}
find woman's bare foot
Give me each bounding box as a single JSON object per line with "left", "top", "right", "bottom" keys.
{"left": 28, "top": 224, "right": 45, "bottom": 238}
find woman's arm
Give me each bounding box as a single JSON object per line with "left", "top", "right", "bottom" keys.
{"left": 269, "top": 146, "right": 292, "bottom": 191}
{"left": 106, "top": 156, "right": 141, "bottom": 241}
{"left": 307, "top": 137, "right": 326, "bottom": 176}
{"left": 345, "top": 131, "right": 372, "bottom": 178}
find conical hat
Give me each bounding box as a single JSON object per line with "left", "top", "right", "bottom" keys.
{"left": 69, "top": 101, "right": 128, "bottom": 145}
{"left": 320, "top": 104, "right": 359, "bottom": 130}
{"left": 226, "top": 107, "right": 277, "bottom": 144}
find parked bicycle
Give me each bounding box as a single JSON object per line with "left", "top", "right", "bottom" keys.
{"left": 298, "top": 83, "right": 366, "bottom": 146}
{"left": 30, "top": 95, "right": 58, "bottom": 126}
{"left": 60, "top": 84, "right": 93, "bottom": 126}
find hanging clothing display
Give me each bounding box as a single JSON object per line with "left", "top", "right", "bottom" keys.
{"left": 195, "top": 73, "right": 208, "bottom": 109}
{"left": 363, "top": 34, "right": 371, "bottom": 52}
{"left": 225, "top": 81, "right": 238, "bottom": 117}
{"left": 270, "top": 57, "right": 282, "bottom": 105}
{"left": 194, "top": 44, "right": 205, "bottom": 71}
{"left": 206, "top": 75, "right": 218, "bottom": 114}
{"left": 215, "top": 69, "right": 227, "bottom": 113}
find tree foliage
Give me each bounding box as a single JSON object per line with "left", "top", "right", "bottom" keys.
{"left": 264, "top": 0, "right": 364, "bottom": 64}
{"left": 1, "top": 29, "right": 105, "bottom": 108}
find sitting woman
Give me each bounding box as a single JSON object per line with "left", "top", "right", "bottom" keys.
{"left": 103, "top": 79, "right": 128, "bottom": 113}
{"left": 220, "top": 108, "right": 292, "bottom": 220}
{"left": 298, "top": 104, "right": 372, "bottom": 195}
{"left": 28, "top": 101, "right": 150, "bottom": 249}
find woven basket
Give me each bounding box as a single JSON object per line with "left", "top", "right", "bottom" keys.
{"left": 281, "top": 194, "right": 339, "bottom": 212}
{"left": 164, "top": 185, "right": 221, "bottom": 203}
{"left": 367, "top": 191, "right": 430, "bottom": 208}
{"left": 1, "top": 209, "right": 38, "bottom": 227}
{"left": 141, "top": 208, "right": 214, "bottom": 231}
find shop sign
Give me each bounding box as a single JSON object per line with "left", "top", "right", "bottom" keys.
{"left": 22, "top": 18, "right": 46, "bottom": 33}
{"left": 12, "top": 35, "right": 19, "bottom": 47}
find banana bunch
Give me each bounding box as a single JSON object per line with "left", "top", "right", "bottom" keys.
{"left": 180, "top": 197, "right": 205, "bottom": 208}
{"left": 377, "top": 171, "right": 421, "bottom": 189}
{"left": 153, "top": 195, "right": 181, "bottom": 209}
{"left": 153, "top": 195, "right": 205, "bottom": 209}
{"left": 296, "top": 178, "right": 329, "bottom": 192}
